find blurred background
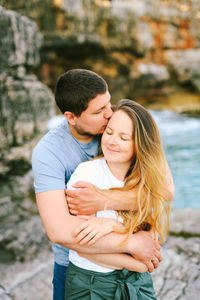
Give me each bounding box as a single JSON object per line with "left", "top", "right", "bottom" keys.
{"left": 0, "top": 1, "right": 199, "bottom": 299}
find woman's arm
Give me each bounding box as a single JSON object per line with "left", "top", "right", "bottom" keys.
{"left": 73, "top": 215, "right": 124, "bottom": 245}
{"left": 78, "top": 252, "right": 148, "bottom": 273}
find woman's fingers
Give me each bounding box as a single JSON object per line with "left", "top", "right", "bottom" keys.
{"left": 73, "top": 221, "right": 89, "bottom": 237}
{"left": 75, "top": 226, "right": 93, "bottom": 243}
{"left": 87, "top": 232, "right": 104, "bottom": 245}
{"left": 78, "top": 230, "right": 97, "bottom": 245}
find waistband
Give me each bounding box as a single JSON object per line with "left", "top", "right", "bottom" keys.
{"left": 67, "top": 262, "right": 156, "bottom": 300}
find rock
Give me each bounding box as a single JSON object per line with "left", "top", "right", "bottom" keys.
{"left": 0, "top": 215, "right": 50, "bottom": 263}
{"left": 170, "top": 207, "right": 200, "bottom": 236}
{"left": 0, "top": 4, "right": 55, "bottom": 177}
{"left": 0, "top": 5, "right": 42, "bottom": 69}
{"left": 0, "top": 250, "right": 53, "bottom": 299}
{"left": 0, "top": 76, "right": 54, "bottom": 150}
{"left": 3, "top": 0, "right": 200, "bottom": 113}
{"left": 0, "top": 5, "right": 55, "bottom": 266}
{"left": 150, "top": 207, "right": 200, "bottom": 299}
{"left": 164, "top": 49, "right": 200, "bottom": 92}
{"left": 152, "top": 238, "right": 200, "bottom": 300}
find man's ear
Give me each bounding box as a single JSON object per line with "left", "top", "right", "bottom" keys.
{"left": 64, "top": 111, "right": 76, "bottom": 125}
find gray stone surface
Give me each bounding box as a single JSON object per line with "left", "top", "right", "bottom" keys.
{"left": 0, "top": 5, "right": 42, "bottom": 68}
{"left": 0, "top": 5, "right": 55, "bottom": 266}
{"left": 152, "top": 237, "right": 200, "bottom": 300}
{"left": 164, "top": 49, "right": 200, "bottom": 93}
{"left": 0, "top": 250, "right": 53, "bottom": 300}
{"left": 170, "top": 207, "right": 200, "bottom": 235}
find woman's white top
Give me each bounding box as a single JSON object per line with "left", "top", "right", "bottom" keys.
{"left": 67, "top": 157, "right": 124, "bottom": 273}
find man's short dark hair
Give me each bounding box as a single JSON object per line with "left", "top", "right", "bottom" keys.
{"left": 55, "top": 69, "right": 108, "bottom": 116}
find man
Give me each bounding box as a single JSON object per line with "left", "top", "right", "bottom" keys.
{"left": 32, "top": 69, "right": 174, "bottom": 300}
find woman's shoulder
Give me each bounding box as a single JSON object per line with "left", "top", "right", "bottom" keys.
{"left": 76, "top": 156, "right": 105, "bottom": 171}
{"left": 67, "top": 157, "right": 105, "bottom": 188}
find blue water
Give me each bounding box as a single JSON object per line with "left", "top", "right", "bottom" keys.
{"left": 151, "top": 110, "right": 200, "bottom": 208}
{"left": 48, "top": 111, "right": 200, "bottom": 208}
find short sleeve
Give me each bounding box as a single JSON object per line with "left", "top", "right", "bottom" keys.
{"left": 32, "top": 145, "right": 66, "bottom": 193}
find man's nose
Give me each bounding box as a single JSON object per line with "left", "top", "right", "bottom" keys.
{"left": 104, "top": 104, "right": 113, "bottom": 119}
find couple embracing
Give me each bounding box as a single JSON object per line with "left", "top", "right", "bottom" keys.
{"left": 32, "top": 69, "right": 174, "bottom": 299}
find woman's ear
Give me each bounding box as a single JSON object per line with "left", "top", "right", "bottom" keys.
{"left": 64, "top": 111, "right": 76, "bottom": 125}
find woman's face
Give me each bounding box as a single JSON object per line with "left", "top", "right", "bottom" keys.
{"left": 101, "top": 110, "right": 135, "bottom": 165}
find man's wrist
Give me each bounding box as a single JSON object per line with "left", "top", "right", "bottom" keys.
{"left": 96, "top": 188, "right": 107, "bottom": 211}
{"left": 122, "top": 234, "right": 136, "bottom": 254}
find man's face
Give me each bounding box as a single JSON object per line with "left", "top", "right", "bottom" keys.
{"left": 73, "top": 90, "right": 113, "bottom": 136}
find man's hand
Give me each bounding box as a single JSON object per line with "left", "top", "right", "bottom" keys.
{"left": 127, "top": 230, "right": 162, "bottom": 273}
{"left": 65, "top": 181, "right": 104, "bottom": 215}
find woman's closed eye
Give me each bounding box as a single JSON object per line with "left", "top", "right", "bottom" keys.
{"left": 105, "top": 129, "right": 113, "bottom": 135}
{"left": 120, "top": 135, "right": 131, "bottom": 141}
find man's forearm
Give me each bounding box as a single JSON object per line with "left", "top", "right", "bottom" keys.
{"left": 66, "top": 183, "right": 138, "bottom": 214}
{"left": 98, "top": 188, "right": 138, "bottom": 211}
{"left": 66, "top": 161, "right": 174, "bottom": 215}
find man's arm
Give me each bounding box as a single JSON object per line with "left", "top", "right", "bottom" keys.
{"left": 36, "top": 189, "right": 161, "bottom": 272}
{"left": 66, "top": 161, "right": 174, "bottom": 215}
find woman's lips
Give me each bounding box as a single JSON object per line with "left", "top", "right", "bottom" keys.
{"left": 106, "top": 146, "right": 120, "bottom": 153}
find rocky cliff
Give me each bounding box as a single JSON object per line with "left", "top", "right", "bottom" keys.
{"left": 3, "top": 0, "right": 200, "bottom": 113}
{"left": 0, "top": 5, "right": 55, "bottom": 264}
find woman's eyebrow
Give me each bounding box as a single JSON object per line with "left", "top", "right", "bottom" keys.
{"left": 107, "top": 126, "right": 132, "bottom": 136}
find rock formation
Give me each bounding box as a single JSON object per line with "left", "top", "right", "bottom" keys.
{"left": 0, "top": 5, "right": 55, "bottom": 264}
{"left": 3, "top": 0, "right": 200, "bottom": 113}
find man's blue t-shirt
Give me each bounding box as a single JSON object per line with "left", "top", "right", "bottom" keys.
{"left": 32, "top": 118, "right": 100, "bottom": 266}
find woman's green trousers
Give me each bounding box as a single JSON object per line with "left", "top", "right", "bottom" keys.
{"left": 65, "top": 262, "right": 157, "bottom": 300}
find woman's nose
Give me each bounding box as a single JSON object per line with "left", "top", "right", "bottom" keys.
{"left": 108, "top": 134, "right": 117, "bottom": 145}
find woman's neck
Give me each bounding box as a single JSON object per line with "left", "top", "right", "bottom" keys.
{"left": 106, "top": 161, "right": 131, "bottom": 182}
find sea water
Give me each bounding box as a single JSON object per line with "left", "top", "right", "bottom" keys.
{"left": 151, "top": 110, "right": 200, "bottom": 208}
{"left": 48, "top": 111, "right": 200, "bottom": 208}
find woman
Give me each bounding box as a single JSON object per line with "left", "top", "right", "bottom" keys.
{"left": 65, "top": 99, "right": 171, "bottom": 299}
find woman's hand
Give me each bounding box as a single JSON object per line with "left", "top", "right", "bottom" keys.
{"left": 72, "top": 216, "right": 120, "bottom": 245}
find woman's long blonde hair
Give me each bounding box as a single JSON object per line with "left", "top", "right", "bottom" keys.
{"left": 111, "top": 99, "right": 171, "bottom": 243}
